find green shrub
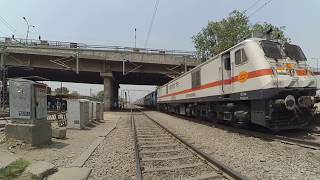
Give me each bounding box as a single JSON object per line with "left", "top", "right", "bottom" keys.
{"left": 0, "top": 159, "right": 30, "bottom": 180}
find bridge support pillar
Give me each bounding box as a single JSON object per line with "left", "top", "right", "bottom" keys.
{"left": 101, "top": 72, "right": 119, "bottom": 111}
{"left": 102, "top": 73, "right": 112, "bottom": 111}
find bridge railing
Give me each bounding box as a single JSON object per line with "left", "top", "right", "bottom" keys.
{"left": 0, "top": 37, "right": 196, "bottom": 57}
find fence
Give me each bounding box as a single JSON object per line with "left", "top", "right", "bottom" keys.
{"left": 0, "top": 37, "right": 196, "bottom": 58}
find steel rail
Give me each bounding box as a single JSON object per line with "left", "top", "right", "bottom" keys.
{"left": 137, "top": 109, "right": 249, "bottom": 180}
{"left": 131, "top": 109, "right": 143, "bottom": 180}
{"left": 167, "top": 113, "right": 320, "bottom": 151}
{"left": 209, "top": 122, "right": 320, "bottom": 150}
{"left": 271, "top": 134, "right": 320, "bottom": 150}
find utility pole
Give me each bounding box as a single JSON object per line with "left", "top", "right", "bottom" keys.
{"left": 124, "top": 91, "right": 127, "bottom": 108}
{"left": 22, "top": 17, "right": 35, "bottom": 44}
{"left": 59, "top": 82, "right": 62, "bottom": 94}
{"left": 134, "top": 28, "right": 137, "bottom": 48}
{"left": 0, "top": 52, "right": 8, "bottom": 112}
{"left": 317, "top": 58, "right": 319, "bottom": 73}
{"left": 59, "top": 81, "right": 62, "bottom": 112}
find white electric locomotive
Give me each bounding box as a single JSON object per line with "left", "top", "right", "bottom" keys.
{"left": 157, "top": 37, "right": 317, "bottom": 131}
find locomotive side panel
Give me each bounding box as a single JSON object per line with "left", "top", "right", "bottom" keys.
{"left": 158, "top": 40, "right": 277, "bottom": 103}
{"left": 158, "top": 57, "right": 223, "bottom": 103}
{"left": 231, "top": 41, "right": 274, "bottom": 95}
{"left": 156, "top": 38, "right": 317, "bottom": 131}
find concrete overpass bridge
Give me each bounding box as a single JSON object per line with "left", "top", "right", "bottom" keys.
{"left": 0, "top": 37, "right": 199, "bottom": 110}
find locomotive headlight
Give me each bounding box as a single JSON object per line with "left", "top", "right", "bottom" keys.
{"left": 284, "top": 95, "right": 296, "bottom": 111}
{"left": 297, "top": 96, "right": 314, "bottom": 108}
{"left": 273, "top": 95, "right": 296, "bottom": 111}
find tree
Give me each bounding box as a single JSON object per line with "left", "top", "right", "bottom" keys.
{"left": 70, "top": 91, "right": 80, "bottom": 96}
{"left": 54, "top": 87, "right": 69, "bottom": 95}
{"left": 96, "top": 90, "right": 104, "bottom": 101}
{"left": 192, "top": 10, "right": 290, "bottom": 61}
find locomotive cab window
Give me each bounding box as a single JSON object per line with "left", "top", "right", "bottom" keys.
{"left": 222, "top": 54, "right": 231, "bottom": 70}
{"left": 261, "top": 40, "right": 284, "bottom": 60}
{"left": 283, "top": 44, "right": 307, "bottom": 61}
{"left": 192, "top": 69, "right": 201, "bottom": 88}
{"left": 235, "top": 49, "right": 248, "bottom": 65}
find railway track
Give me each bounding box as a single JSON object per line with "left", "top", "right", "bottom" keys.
{"left": 210, "top": 123, "right": 320, "bottom": 151}
{"left": 268, "top": 133, "right": 320, "bottom": 150}
{"left": 131, "top": 109, "right": 248, "bottom": 180}
{"left": 165, "top": 112, "right": 320, "bottom": 151}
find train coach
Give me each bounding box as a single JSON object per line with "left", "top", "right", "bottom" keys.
{"left": 135, "top": 91, "right": 157, "bottom": 109}
{"left": 156, "top": 37, "right": 317, "bottom": 131}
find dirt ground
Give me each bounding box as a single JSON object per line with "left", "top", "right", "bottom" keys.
{"left": 0, "top": 112, "right": 120, "bottom": 168}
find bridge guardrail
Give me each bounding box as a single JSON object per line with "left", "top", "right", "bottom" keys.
{"left": 0, "top": 37, "right": 197, "bottom": 58}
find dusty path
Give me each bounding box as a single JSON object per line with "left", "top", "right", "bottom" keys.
{"left": 84, "top": 112, "right": 135, "bottom": 179}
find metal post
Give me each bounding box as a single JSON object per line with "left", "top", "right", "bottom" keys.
{"left": 122, "top": 59, "right": 125, "bottom": 75}
{"left": 125, "top": 91, "right": 128, "bottom": 108}
{"left": 60, "top": 82, "right": 62, "bottom": 94}
{"left": 76, "top": 53, "right": 79, "bottom": 74}
{"left": 26, "top": 26, "right": 30, "bottom": 43}
{"left": 120, "top": 90, "right": 123, "bottom": 109}
{"left": 59, "top": 82, "right": 62, "bottom": 112}
{"left": 128, "top": 91, "right": 131, "bottom": 107}
{"left": 134, "top": 28, "right": 137, "bottom": 48}
{"left": 23, "top": 17, "right": 30, "bottom": 43}
{"left": 0, "top": 51, "right": 8, "bottom": 112}
{"left": 317, "top": 58, "right": 319, "bottom": 73}
{"left": 23, "top": 17, "right": 35, "bottom": 44}
{"left": 0, "top": 52, "right": 4, "bottom": 111}
{"left": 0, "top": 52, "right": 4, "bottom": 69}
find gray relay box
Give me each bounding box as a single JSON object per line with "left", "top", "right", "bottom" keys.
{"left": 9, "top": 78, "right": 47, "bottom": 123}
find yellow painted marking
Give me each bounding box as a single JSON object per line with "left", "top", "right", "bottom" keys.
{"left": 238, "top": 71, "right": 249, "bottom": 83}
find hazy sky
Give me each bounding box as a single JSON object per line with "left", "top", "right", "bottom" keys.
{"left": 1, "top": 0, "right": 320, "bottom": 100}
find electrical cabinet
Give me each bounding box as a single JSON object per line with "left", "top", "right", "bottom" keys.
{"left": 96, "top": 102, "right": 104, "bottom": 120}
{"left": 9, "top": 78, "right": 47, "bottom": 123}
{"left": 66, "top": 99, "right": 89, "bottom": 129}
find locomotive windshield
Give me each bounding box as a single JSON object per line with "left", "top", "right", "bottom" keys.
{"left": 283, "top": 44, "right": 307, "bottom": 61}
{"left": 261, "top": 40, "right": 284, "bottom": 59}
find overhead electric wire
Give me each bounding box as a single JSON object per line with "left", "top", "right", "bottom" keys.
{"left": 248, "top": 0, "right": 273, "bottom": 17}
{"left": 144, "top": 0, "right": 160, "bottom": 48}
{"left": 0, "top": 15, "right": 17, "bottom": 34}
{"left": 243, "top": 0, "right": 264, "bottom": 13}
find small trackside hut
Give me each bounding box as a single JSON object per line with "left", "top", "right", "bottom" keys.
{"left": 157, "top": 37, "right": 317, "bottom": 131}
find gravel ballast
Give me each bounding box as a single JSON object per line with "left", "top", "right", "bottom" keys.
{"left": 145, "top": 111, "right": 320, "bottom": 179}
{"left": 84, "top": 113, "right": 135, "bottom": 179}
{"left": 135, "top": 113, "right": 227, "bottom": 180}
